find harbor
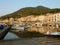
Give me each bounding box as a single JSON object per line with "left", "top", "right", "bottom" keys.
{"left": 0, "top": 0, "right": 60, "bottom": 45}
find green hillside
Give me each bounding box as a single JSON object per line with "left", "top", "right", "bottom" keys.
{"left": 0, "top": 6, "right": 60, "bottom": 19}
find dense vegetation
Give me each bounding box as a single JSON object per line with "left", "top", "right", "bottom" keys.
{"left": 0, "top": 6, "right": 60, "bottom": 19}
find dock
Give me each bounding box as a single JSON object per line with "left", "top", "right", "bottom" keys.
{"left": 0, "top": 26, "right": 11, "bottom": 40}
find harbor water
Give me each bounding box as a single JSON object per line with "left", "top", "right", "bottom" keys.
{"left": 3, "top": 32, "right": 20, "bottom": 40}
{"left": 0, "top": 37, "right": 60, "bottom": 45}
{"left": 0, "top": 26, "right": 60, "bottom": 45}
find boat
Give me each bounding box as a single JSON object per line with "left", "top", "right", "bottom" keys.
{"left": 44, "top": 27, "right": 60, "bottom": 38}
{"left": 11, "top": 25, "right": 24, "bottom": 30}
{"left": 11, "top": 23, "right": 29, "bottom": 31}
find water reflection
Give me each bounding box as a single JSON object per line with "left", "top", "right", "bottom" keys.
{"left": 28, "top": 26, "right": 55, "bottom": 33}
{"left": 3, "top": 26, "right": 58, "bottom": 40}
{"left": 4, "top": 32, "right": 20, "bottom": 40}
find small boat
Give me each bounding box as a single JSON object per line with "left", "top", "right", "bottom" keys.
{"left": 11, "top": 23, "right": 30, "bottom": 31}
{"left": 11, "top": 25, "right": 24, "bottom": 30}
{"left": 44, "top": 29, "right": 60, "bottom": 38}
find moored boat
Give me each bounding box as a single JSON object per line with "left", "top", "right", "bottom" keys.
{"left": 44, "top": 28, "right": 60, "bottom": 38}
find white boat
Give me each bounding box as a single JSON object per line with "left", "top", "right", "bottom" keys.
{"left": 44, "top": 28, "right": 60, "bottom": 38}
{"left": 44, "top": 30, "right": 60, "bottom": 35}
{"left": 11, "top": 24, "right": 24, "bottom": 30}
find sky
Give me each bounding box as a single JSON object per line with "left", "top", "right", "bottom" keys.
{"left": 0, "top": 0, "right": 60, "bottom": 16}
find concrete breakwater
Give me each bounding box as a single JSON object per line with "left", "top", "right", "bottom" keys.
{"left": 0, "top": 26, "right": 11, "bottom": 40}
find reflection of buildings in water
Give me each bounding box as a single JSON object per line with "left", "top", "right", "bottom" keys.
{"left": 28, "top": 26, "right": 55, "bottom": 33}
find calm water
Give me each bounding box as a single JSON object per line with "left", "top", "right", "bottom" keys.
{"left": 0, "top": 26, "right": 60, "bottom": 45}
{"left": 0, "top": 29, "right": 60, "bottom": 45}
{"left": 3, "top": 26, "right": 59, "bottom": 40}
{"left": 3, "top": 32, "right": 20, "bottom": 40}
{"left": 1, "top": 37, "right": 60, "bottom": 45}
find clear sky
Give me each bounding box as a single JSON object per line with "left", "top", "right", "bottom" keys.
{"left": 0, "top": 0, "right": 60, "bottom": 16}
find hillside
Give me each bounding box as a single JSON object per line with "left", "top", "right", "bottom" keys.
{"left": 0, "top": 6, "right": 60, "bottom": 19}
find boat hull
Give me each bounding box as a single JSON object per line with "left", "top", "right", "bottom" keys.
{"left": 44, "top": 34, "right": 60, "bottom": 38}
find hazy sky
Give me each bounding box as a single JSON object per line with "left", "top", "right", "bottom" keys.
{"left": 0, "top": 0, "right": 60, "bottom": 16}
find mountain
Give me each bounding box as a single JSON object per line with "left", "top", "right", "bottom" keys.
{"left": 0, "top": 6, "right": 60, "bottom": 19}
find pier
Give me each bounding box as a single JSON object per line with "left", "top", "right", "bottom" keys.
{"left": 0, "top": 26, "right": 11, "bottom": 40}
